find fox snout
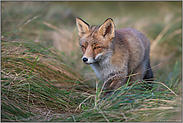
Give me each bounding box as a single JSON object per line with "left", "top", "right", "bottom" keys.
{"left": 82, "top": 56, "right": 94, "bottom": 64}
{"left": 81, "top": 45, "right": 95, "bottom": 64}
{"left": 82, "top": 53, "right": 102, "bottom": 64}
{"left": 81, "top": 44, "right": 103, "bottom": 64}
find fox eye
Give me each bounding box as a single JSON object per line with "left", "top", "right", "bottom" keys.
{"left": 81, "top": 45, "right": 86, "bottom": 51}
{"left": 81, "top": 45, "right": 86, "bottom": 49}
{"left": 94, "top": 46, "right": 102, "bottom": 50}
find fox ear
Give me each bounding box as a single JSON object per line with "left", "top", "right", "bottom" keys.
{"left": 76, "top": 17, "right": 90, "bottom": 38}
{"left": 98, "top": 18, "right": 115, "bottom": 39}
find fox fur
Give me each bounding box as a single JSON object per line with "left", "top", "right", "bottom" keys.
{"left": 76, "top": 17, "right": 154, "bottom": 94}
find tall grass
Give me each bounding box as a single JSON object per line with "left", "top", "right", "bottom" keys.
{"left": 1, "top": 1, "right": 182, "bottom": 122}
{"left": 1, "top": 36, "right": 92, "bottom": 121}
{"left": 64, "top": 81, "right": 181, "bottom": 122}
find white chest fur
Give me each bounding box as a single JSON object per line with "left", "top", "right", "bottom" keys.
{"left": 90, "top": 57, "right": 120, "bottom": 82}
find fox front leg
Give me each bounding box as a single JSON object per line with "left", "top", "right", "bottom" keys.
{"left": 103, "top": 74, "right": 127, "bottom": 96}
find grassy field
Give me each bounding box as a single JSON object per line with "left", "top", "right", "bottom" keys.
{"left": 1, "top": 1, "right": 182, "bottom": 122}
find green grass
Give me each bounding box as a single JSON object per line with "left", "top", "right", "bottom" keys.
{"left": 64, "top": 83, "right": 181, "bottom": 122}
{"left": 1, "top": 38, "right": 90, "bottom": 121}
{"left": 1, "top": 1, "right": 182, "bottom": 122}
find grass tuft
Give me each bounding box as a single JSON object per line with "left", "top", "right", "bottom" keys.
{"left": 1, "top": 36, "right": 90, "bottom": 121}
{"left": 64, "top": 81, "right": 181, "bottom": 122}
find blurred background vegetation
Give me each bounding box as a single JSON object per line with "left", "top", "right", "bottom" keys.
{"left": 1, "top": 1, "right": 182, "bottom": 122}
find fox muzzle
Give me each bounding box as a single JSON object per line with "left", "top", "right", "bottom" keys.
{"left": 82, "top": 57, "right": 95, "bottom": 64}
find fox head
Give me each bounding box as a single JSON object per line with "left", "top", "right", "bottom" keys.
{"left": 76, "top": 17, "right": 115, "bottom": 64}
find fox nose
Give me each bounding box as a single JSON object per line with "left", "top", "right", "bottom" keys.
{"left": 82, "top": 57, "right": 88, "bottom": 62}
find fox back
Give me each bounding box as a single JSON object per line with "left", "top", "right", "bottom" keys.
{"left": 76, "top": 17, "right": 154, "bottom": 94}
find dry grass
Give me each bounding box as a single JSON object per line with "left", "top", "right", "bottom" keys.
{"left": 1, "top": 1, "right": 182, "bottom": 122}
{"left": 1, "top": 37, "right": 92, "bottom": 121}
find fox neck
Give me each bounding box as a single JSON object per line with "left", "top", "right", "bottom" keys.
{"left": 90, "top": 51, "right": 115, "bottom": 82}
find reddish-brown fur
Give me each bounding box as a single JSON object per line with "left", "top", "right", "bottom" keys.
{"left": 76, "top": 17, "right": 154, "bottom": 96}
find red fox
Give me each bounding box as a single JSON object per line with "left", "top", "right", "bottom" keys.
{"left": 76, "top": 17, "right": 154, "bottom": 95}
